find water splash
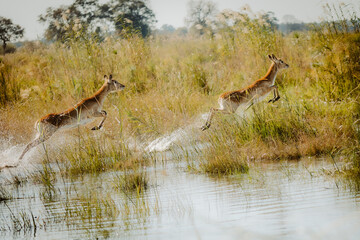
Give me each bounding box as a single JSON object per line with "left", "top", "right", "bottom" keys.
{"left": 0, "top": 145, "right": 22, "bottom": 168}
{"left": 144, "top": 108, "right": 252, "bottom": 153}
{"left": 0, "top": 141, "right": 33, "bottom": 169}
{"left": 145, "top": 113, "right": 209, "bottom": 153}
{"left": 145, "top": 128, "right": 188, "bottom": 152}
{"left": 0, "top": 134, "right": 74, "bottom": 170}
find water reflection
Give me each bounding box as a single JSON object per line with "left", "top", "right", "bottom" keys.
{"left": 1, "top": 158, "right": 360, "bottom": 239}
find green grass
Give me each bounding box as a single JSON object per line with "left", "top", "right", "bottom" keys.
{"left": 112, "top": 171, "right": 148, "bottom": 193}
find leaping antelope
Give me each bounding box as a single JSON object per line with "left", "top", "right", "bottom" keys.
{"left": 18, "top": 74, "right": 125, "bottom": 161}
{"left": 201, "top": 54, "right": 289, "bottom": 131}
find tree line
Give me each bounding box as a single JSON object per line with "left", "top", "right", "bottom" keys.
{"left": 1, "top": 0, "right": 157, "bottom": 54}
{"left": 39, "top": 0, "right": 156, "bottom": 42}
{"left": 2, "top": 0, "right": 353, "bottom": 55}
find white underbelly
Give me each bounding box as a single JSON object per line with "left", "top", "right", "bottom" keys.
{"left": 254, "top": 92, "right": 270, "bottom": 103}
{"left": 60, "top": 118, "right": 95, "bottom": 130}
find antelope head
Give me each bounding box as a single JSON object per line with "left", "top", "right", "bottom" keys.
{"left": 104, "top": 74, "right": 125, "bottom": 92}
{"left": 268, "top": 54, "right": 289, "bottom": 69}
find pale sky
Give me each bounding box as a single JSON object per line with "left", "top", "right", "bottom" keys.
{"left": 0, "top": 0, "right": 359, "bottom": 40}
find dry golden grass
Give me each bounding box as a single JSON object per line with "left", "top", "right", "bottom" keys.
{"left": 0, "top": 5, "right": 359, "bottom": 178}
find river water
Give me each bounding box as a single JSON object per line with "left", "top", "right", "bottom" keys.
{"left": 0, "top": 155, "right": 359, "bottom": 240}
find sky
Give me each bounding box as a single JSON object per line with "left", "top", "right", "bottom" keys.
{"left": 0, "top": 0, "right": 359, "bottom": 40}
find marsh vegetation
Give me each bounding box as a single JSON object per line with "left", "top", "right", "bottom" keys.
{"left": 0, "top": 2, "right": 360, "bottom": 239}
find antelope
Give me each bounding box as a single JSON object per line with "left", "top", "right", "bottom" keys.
{"left": 18, "top": 74, "right": 125, "bottom": 161}
{"left": 201, "top": 54, "right": 289, "bottom": 131}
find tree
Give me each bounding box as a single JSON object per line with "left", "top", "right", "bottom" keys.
{"left": 260, "top": 11, "right": 278, "bottom": 30}
{"left": 104, "top": 0, "right": 156, "bottom": 37}
{"left": 39, "top": 0, "right": 102, "bottom": 42}
{"left": 185, "top": 0, "right": 217, "bottom": 35}
{"left": 0, "top": 17, "right": 24, "bottom": 55}
{"left": 39, "top": 0, "right": 156, "bottom": 41}
{"left": 175, "top": 27, "right": 188, "bottom": 36}
{"left": 282, "top": 15, "right": 301, "bottom": 24}
{"left": 160, "top": 24, "right": 175, "bottom": 33}
{"left": 278, "top": 15, "right": 307, "bottom": 34}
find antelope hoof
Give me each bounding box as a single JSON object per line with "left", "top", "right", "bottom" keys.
{"left": 269, "top": 97, "right": 280, "bottom": 103}
{"left": 91, "top": 126, "right": 100, "bottom": 130}
{"left": 201, "top": 124, "right": 210, "bottom": 131}
{"left": 272, "top": 96, "right": 280, "bottom": 103}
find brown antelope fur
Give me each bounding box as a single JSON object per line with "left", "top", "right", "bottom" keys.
{"left": 201, "top": 54, "right": 289, "bottom": 131}
{"left": 18, "top": 74, "right": 125, "bottom": 161}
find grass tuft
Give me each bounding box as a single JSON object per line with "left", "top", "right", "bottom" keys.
{"left": 113, "top": 171, "right": 148, "bottom": 193}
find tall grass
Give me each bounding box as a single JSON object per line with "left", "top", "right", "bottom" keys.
{"left": 56, "top": 132, "right": 147, "bottom": 176}
{"left": 2, "top": 5, "right": 360, "bottom": 238}
{"left": 181, "top": 5, "right": 358, "bottom": 175}
{"left": 0, "top": 4, "right": 359, "bottom": 178}
{"left": 0, "top": 59, "right": 20, "bottom": 105}
{"left": 311, "top": 4, "right": 360, "bottom": 101}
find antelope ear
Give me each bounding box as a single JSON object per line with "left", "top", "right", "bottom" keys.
{"left": 268, "top": 54, "right": 273, "bottom": 61}
{"left": 109, "top": 74, "right": 112, "bottom": 80}
{"left": 271, "top": 54, "right": 277, "bottom": 60}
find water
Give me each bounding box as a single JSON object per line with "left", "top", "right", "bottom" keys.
{"left": 1, "top": 157, "right": 359, "bottom": 240}
{"left": 144, "top": 110, "right": 251, "bottom": 153}
{"left": 145, "top": 113, "right": 209, "bottom": 152}
{"left": 0, "top": 137, "right": 35, "bottom": 169}
{"left": 0, "top": 133, "right": 81, "bottom": 169}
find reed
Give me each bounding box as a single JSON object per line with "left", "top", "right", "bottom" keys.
{"left": 0, "top": 186, "right": 12, "bottom": 202}
{"left": 112, "top": 170, "right": 148, "bottom": 193}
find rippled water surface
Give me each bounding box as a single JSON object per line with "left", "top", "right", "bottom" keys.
{"left": 1, "top": 157, "right": 360, "bottom": 240}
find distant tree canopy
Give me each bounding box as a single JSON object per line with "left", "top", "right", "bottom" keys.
{"left": 39, "top": 0, "right": 156, "bottom": 42}
{"left": 277, "top": 14, "right": 308, "bottom": 34}
{"left": 107, "top": 0, "right": 156, "bottom": 37}
{"left": 278, "top": 23, "right": 309, "bottom": 34}
{"left": 39, "top": 0, "right": 102, "bottom": 42}
{"left": 260, "top": 11, "right": 278, "bottom": 30}
{"left": 185, "top": 0, "right": 217, "bottom": 35}
{"left": 156, "top": 24, "right": 175, "bottom": 35}
{"left": 0, "top": 17, "right": 24, "bottom": 54}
